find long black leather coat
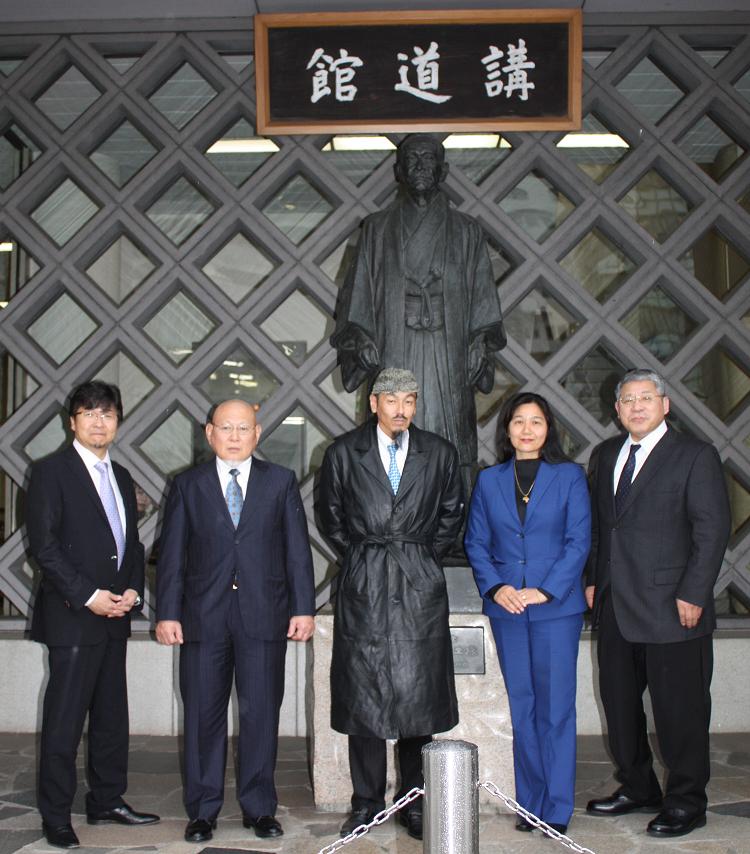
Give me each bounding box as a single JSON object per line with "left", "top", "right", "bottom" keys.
{"left": 318, "top": 421, "right": 463, "bottom": 738}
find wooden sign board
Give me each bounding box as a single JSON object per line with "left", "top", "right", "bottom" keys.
{"left": 254, "top": 9, "right": 581, "bottom": 135}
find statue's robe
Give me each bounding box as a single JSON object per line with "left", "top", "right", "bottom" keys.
{"left": 332, "top": 190, "right": 506, "bottom": 469}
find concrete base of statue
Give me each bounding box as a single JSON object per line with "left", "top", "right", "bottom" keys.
{"left": 307, "top": 610, "right": 515, "bottom": 813}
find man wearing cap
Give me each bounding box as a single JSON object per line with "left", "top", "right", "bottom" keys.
{"left": 318, "top": 367, "right": 464, "bottom": 841}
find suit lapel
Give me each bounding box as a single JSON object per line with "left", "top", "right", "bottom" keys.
{"left": 62, "top": 446, "right": 110, "bottom": 527}
{"left": 598, "top": 440, "right": 622, "bottom": 518}
{"left": 495, "top": 462, "right": 517, "bottom": 521}
{"left": 357, "top": 424, "right": 396, "bottom": 498}
{"left": 237, "top": 458, "right": 264, "bottom": 530}
{"left": 197, "top": 460, "right": 235, "bottom": 530}
{"left": 395, "top": 428, "right": 428, "bottom": 505}
{"left": 524, "top": 461, "right": 557, "bottom": 526}
{"left": 618, "top": 429, "right": 677, "bottom": 516}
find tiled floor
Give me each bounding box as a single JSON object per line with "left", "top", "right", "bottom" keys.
{"left": 0, "top": 733, "right": 748, "bottom": 854}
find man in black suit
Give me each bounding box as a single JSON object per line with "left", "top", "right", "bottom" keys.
{"left": 585, "top": 368, "right": 731, "bottom": 838}
{"left": 27, "top": 381, "right": 159, "bottom": 850}
{"left": 155, "top": 399, "right": 315, "bottom": 844}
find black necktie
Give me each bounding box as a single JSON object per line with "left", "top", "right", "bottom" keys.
{"left": 615, "top": 444, "right": 641, "bottom": 515}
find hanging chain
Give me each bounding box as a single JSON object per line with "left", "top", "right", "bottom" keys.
{"left": 479, "top": 781, "right": 597, "bottom": 854}
{"left": 316, "top": 787, "right": 424, "bottom": 854}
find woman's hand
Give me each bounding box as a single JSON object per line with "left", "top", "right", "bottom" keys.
{"left": 518, "top": 587, "right": 549, "bottom": 606}
{"left": 494, "top": 585, "right": 550, "bottom": 614}
{"left": 493, "top": 584, "right": 526, "bottom": 614}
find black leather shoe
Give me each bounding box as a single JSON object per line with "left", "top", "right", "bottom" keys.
{"left": 184, "top": 818, "right": 217, "bottom": 842}
{"left": 87, "top": 802, "right": 160, "bottom": 825}
{"left": 586, "top": 791, "right": 662, "bottom": 816}
{"left": 42, "top": 823, "right": 80, "bottom": 849}
{"left": 547, "top": 823, "right": 568, "bottom": 835}
{"left": 242, "top": 814, "right": 283, "bottom": 838}
{"left": 398, "top": 808, "right": 423, "bottom": 840}
{"left": 340, "top": 807, "right": 378, "bottom": 837}
{"left": 515, "top": 817, "right": 535, "bottom": 832}
{"left": 647, "top": 808, "right": 706, "bottom": 837}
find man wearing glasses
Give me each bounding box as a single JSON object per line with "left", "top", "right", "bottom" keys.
{"left": 585, "top": 369, "right": 730, "bottom": 838}
{"left": 155, "top": 400, "right": 315, "bottom": 844}
{"left": 27, "top": 381, "right": 158, "bottom": 849}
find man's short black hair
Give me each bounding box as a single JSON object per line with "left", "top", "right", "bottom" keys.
{"left": 68, "top": 381, "right": 124, "bottom": 423}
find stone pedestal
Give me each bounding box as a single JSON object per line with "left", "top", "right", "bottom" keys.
{"left": 307, "top": 612, "right": 514, "bottom": 813}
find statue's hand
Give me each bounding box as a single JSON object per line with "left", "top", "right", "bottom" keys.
{"left": 468, "top": 337, "right": 487, "bottom": 386}
{"left": 358, "top": 341, "right": 380, "bottom": 371}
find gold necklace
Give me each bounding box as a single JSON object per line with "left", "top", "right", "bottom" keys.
{"left": 514, "top": 459, "right": 537, "bottom": 504}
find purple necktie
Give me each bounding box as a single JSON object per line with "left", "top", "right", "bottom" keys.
{"left": 94, "top": 461, "right": 126, "bottom": 568}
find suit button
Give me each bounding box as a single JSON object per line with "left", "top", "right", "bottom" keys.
{"left": 111, "top": 555, "right": 117, "bottom": 560}
{"left": 519, "top": 560, "right": 526, "bottom": 565}
{"left": 234, "top": 539, "right": 240, "bottom": 545}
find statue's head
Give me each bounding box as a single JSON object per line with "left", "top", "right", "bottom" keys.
{"left": 394, "top": 134, "right": 448, "bottom": 201}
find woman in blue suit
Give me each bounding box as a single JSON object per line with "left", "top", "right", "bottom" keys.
{"left": 465, "top": 392, "right": 591, "bottom": 834}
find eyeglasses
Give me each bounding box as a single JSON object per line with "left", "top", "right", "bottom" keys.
{"left": 618, "top": 393, "right": 663, "bottom": 407}
{"left": 75, "top": 409, "right": 117, "bottom": 423}
{"left": 212, "top": 423, "right": 255, "bottom": 435}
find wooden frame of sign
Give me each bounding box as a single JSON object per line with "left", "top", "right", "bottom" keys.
{"left": 254, "top": 9, "right": 582, "bottom": 135}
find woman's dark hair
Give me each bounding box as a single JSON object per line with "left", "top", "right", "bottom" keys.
{"left": 495, "top": 392, "right": 571, "bottom": 464}
{"left": 68, "top": 381, "right": 124, "bottom": 423}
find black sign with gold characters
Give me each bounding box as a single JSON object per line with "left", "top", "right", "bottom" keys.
{"left": 255, "top": 10, "right": 582, "bottom": 135}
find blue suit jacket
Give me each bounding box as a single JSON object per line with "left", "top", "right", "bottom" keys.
{"left": 156, "top": 457, "right": 315, "bottom": 642}
{"left": 465, "top": 460, "right": 591, "bottom": 621}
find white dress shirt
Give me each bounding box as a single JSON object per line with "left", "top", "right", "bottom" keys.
{"left": 612, "top": 419, "right": 668, "bottom": 494}
{"left": 216, "top": 455, "right": 253, "bottom": 499}
{"left": 376, "top": 425, "right": 409, "bottom": 477}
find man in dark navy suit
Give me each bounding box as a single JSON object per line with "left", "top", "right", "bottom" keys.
{"left": 155, "top": 399, "right": 315, "bottom": 844}
{"left": 27, "top": 381, "right": 159, "bottom": 849}
{"left": 585, "top": 369, "right": 731, "bottom": 838}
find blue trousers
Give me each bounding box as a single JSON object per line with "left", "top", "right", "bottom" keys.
{"left": 490, "top": 613, "right": 582, "bottom": 825}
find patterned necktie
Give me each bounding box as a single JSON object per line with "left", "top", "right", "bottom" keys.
{"left": 94, "top": 461, "right": 126, "bottom": 569}
{"left": 615, "top": 444, "right": 641, "bottom": 516}
{"left": 226, "top": 468, "right": 243, "bottom": 528}
{"left": 387, "top": 443, "right": 401, "bottom": 495}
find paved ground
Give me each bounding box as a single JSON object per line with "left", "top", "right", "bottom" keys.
{"left": 0, "top": 733, "right": 748, "bottom": 854}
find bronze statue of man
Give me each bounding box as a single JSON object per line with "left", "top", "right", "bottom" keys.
{"left": 331, "top": 133, "right": 506, "bottom": 495}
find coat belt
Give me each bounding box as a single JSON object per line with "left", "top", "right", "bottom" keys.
{"left": 351, "top": 534, "right": 429, "bottom": 546}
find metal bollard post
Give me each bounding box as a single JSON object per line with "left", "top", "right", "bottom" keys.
{"left": 423, "top": 740, "right": 479, "bottom": 854}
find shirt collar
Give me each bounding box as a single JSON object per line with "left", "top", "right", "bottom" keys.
{"left": 73, "top": 439, "right": 111, "bottom": 469}
{"left": 377, "top": 425, "right": 407, "bottom": 451}
{"left": 624, "top": 419, "right": 668, "bottom": 453}
{"left": 215, "top": 455, "right": 252, "bottom": 474}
